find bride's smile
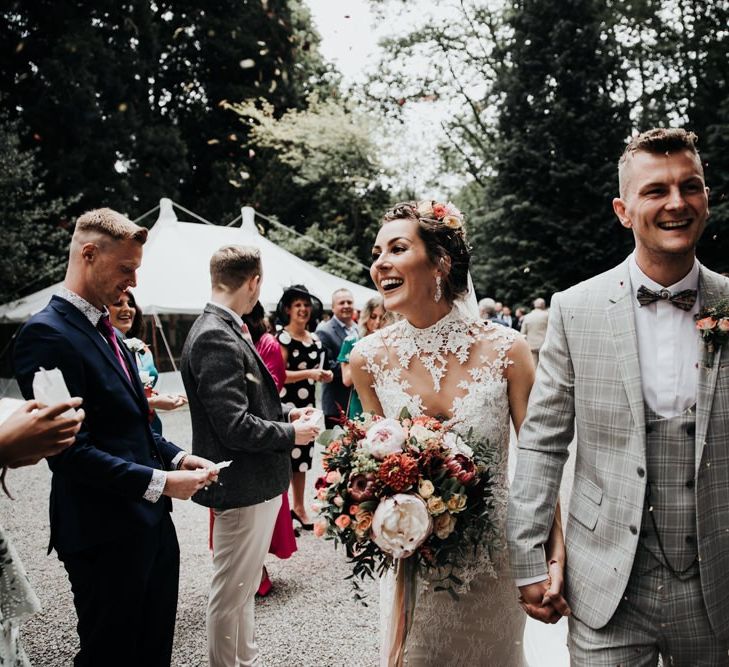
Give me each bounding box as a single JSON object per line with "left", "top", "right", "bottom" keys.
{"left": 370, "top": 217, "right": 450, "bottom": 327}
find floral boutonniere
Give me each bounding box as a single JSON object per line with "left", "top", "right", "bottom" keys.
{"left": 696, "top": 300, "right": 729, "bottom": 360}
{"left": 123, "top": 337, "right": 146, "bottom": 354}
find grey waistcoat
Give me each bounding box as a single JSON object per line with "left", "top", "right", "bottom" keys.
{"left": 637, "top": 404, "right": 698, "bottom": 578}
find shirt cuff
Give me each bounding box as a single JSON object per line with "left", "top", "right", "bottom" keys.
{"left": 515, "top": 574, "right": 549, "bottom": 588}
{"left": 171, "top": 450, "right": 188, "bottom": 470}
{"left": 143, "top": 469, "right": 167, "bottom": 503}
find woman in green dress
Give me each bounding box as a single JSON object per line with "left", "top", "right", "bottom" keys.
{"left": 338, "top": 296, "right": 386, "bottom": 419}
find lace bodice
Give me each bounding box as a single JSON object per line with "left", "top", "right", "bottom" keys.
{"left": 355, "top": 309, "right": 519, "bottom": 583}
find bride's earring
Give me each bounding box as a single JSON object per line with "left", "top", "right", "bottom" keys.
{"left": 434, "top": 275, "right": 442, "bottom": 303}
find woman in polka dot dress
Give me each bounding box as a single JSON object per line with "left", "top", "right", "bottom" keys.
{"left": 276, "top": 285, "right": 332, "bottom": 529}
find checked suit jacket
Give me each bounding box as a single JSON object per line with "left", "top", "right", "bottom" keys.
{"left": 506, "top": 257, "right": 729, "bottom": 640}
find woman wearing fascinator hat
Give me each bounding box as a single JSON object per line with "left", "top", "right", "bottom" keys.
{"left": 275, "top": 285, "right": 332, "bottom": 529}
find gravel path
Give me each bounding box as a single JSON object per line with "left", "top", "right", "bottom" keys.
{"left": 0, "top": 408, "right": 379, "bottom": 666}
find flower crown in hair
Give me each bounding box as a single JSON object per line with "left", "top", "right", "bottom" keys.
{"left": 415, "top": 200, "right": 464, "bottom": 230}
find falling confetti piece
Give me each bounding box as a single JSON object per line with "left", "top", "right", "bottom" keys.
{"left": 228, "top": 133, "right": 238, "bottom": 141}
{"left": 15, "top": 42, "right": 24, "bottom": 53}
{"left": 248, "top": 149, "right": 256, "bottom": 158}
{"left": 523, "top": 267, "right": 531, "bottom": 273}
{"left": 240, "top": 171, "right": 250, "bottom": 180}
{"left": 229, "top": 179, "right": 242, "bottom": 188}
{"left": 118, "top": 102, "right": 128, "bottom": 112}
{"left": 239, "top": 58, "right": 255, "bottom": 69}
{"left": 207, "top": 138, "right": 220, "bottom": 145}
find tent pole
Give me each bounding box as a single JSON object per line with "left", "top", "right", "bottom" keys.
{"left": 153, "top": 314, "right": 179, "bottom": 373}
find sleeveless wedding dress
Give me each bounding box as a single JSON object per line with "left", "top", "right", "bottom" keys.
{"left": 356, "top": 308, "right": 526, "bottom": 666}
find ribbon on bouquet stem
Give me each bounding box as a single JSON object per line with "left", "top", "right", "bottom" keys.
{"left": 385, "top": 557, "right": 418, "bottom": 667}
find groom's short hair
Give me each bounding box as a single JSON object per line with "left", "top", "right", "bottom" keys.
{"left": 73, "top": 208, "right": 148, "bottom": 245}
{"left": 210, "top": 245, "right": 261, "bottom": 291}
{"left": 618, "top": 128, "right": 702, "bottom": 197}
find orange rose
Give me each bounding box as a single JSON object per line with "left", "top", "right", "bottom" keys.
{"left": 354, "top": 510, "right": 373, "bottom": 537}
{"left": 335, "top": 514, "right": 351, "bottom": 530}
{"left": 313, "top": 519, "right": 327, "bottom": 537}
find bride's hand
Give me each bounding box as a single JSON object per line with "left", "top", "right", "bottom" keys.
{"left": 542, "top": 559, "right": 571, "bottom": 617}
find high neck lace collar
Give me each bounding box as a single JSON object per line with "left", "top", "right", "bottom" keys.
{"left": 391, "top": 309, "right": 480, "bottom": 391}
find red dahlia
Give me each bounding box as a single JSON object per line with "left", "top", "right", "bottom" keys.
{"left": 378, "top": 453, "right": 419, "bottom": 492}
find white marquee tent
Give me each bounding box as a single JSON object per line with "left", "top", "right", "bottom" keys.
{"left": 0, "top": 198, "right": 378, "bottom": 323}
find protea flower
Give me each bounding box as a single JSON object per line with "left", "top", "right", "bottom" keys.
{"left": 445, "top": 454, "right": 477, "bottom": 486}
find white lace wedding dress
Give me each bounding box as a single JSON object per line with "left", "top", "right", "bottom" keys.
{"left": 356, "top": 309, "right": 526, "bottom": 666}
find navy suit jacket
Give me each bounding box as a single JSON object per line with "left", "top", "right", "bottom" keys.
{"left": 13, "top": 295, "right": 182, "bottom": 556}
{"left": 316, "top": 318, "right": 352, "bottom": 417}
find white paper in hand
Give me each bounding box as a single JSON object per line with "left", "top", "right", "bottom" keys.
{"left": 32, "top": 367, "right": 77, "bottom": 418}
{"left": 298, "top": 408, "right": 325, "bottom": 431}
{"left": 212, "top": 460, "right": 233, "bottom": 471}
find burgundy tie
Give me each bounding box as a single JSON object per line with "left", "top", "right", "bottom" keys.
{"left": 98, "top": 314, "right": 132, "bottom": 382}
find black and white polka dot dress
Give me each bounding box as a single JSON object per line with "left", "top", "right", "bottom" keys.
{"left": 276, "top": 329, "right": 324, "bottom": 472}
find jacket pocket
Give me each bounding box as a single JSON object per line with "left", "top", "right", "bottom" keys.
{"left": 568, "top": 476, "right": 603, "bottom": 531}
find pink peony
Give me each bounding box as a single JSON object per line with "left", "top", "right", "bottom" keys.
{"left": 326, "top": 470, "right": 342, "bottom": 484}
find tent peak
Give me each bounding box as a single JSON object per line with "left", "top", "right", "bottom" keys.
{"left": 156, "top": 198, "right": 178, "bottom": 225}
{"left": 240, "top": 206, "right": 259, "bottom": 236}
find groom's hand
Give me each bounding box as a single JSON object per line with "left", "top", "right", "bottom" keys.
{"left": 542, "top": 559, "right": 571, "bottom": 618}
{"left": 518, "top": 581, "right": 562, "bottom": 624}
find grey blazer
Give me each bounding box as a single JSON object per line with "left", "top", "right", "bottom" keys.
{"left": 507, "top": 258, "right": 729, "bottom": 640}
{"left": 181, "top": 303, "right": 295, "bottom": 509}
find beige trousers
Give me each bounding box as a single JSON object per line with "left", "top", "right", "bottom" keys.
{"left": 208, "top": 496, "right": 282, "bottom": 667}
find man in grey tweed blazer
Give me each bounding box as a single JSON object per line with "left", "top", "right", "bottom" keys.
{"left": 508, "top": 128, "right": 729, "bottom": 664}
{"left": 181, "top": 245, "right": 319, "bottom": 667}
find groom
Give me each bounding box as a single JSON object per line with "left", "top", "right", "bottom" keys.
{"left": 507, "top": 128, "right": 729, "bottom": 663}
{"left": 181, "top": 245, "right": 319, "bottom": 667}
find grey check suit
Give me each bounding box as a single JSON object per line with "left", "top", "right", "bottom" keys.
{"left": 507, "top": 257, "right": 729, "bottom": 641}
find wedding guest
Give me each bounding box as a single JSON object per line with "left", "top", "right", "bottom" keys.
{"left": 520, "top": 297, "right": 549, "bottom": 366}
{"left": 339, "top": 295, "right": 385, "bottom": 419}
{"left": 478, "top": 297, "right": 507, "bottom": 325}
{"left": 243, "top": 301, "right": 297, "bottom": 596}
{"left": 181, "top": 246, "right": 319, "bottom": 667}
{"left": 13, "top": 207, "right": 217, "bottom": 667}
{"left": 515, "top": 306, "right": 527, "bottom": 329}
{"left": 108, "top": 290, "right": 186, "bottom": 436}
{"left": 275, "top": 285, "right": 332, "bottom": 529}
{"left": 316, "top": 288, "right": 356, "bottom": 428}
{"left": 0, "top": 397, "right": 84, "bottom": 665}
{"left": 508, "top": 128, "right": 729, "bottom": 662}
{"left": 501, "top": 305, "right": 519, "bottom": 330}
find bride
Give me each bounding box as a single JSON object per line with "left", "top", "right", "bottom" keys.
{"left": 350, "top": 200, "right": 568, "bottom": 666}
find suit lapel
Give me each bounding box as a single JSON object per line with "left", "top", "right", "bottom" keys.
{"left": 53, "top": 298, "right": 142, "bottom": 401}
{"left": 695, "top": 266, "right": 725, "bottom": 472}
{"left": 606, "top": 261, "right": 646, "bottom": 437}
{"left": 204, "top": 304, "right": 278, "bottom": 397}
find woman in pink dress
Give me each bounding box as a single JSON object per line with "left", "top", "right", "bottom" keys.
{"left": 244, "top": 302, "right": 297, "bottom": 593}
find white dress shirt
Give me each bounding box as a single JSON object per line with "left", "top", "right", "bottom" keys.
{"left": 629, "top": 253, "right": 700, "bottom": 418}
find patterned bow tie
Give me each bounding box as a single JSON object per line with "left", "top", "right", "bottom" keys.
{"left": 636, "top": 285, "right": 697, "bottom": 311}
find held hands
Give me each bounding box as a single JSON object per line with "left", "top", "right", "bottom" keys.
{"left": 0, "top": 398, "right": 85, "bottom": 469}
{"left": 309, "top": 369, "right": 333, "bottom": 383}
{"left": 517, "top": 560, "right": 571, "bottom": 624}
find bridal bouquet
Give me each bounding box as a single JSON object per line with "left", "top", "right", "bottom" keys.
{"left": 314, "top": 410, "right": 497, "bottom": 592}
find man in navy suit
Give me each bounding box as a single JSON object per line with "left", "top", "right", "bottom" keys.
{"left": 14, "top": 208, "right": 217, "bottom": 667}
{"left": 316, "top": 288, "right": 356, "bottom": 428}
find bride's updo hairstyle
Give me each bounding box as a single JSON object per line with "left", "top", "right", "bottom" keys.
{"left": 381, "top": 200, "right": 471, "bottom": 304}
